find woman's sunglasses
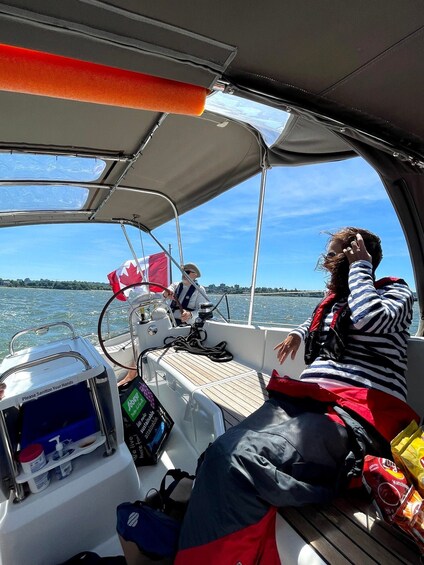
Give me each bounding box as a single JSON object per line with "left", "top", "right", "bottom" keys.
{"left": 325, "top": 251, "right": 337, "bottom": 259}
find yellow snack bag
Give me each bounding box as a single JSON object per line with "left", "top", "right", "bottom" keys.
{"left": 399, "top": 429, "right": 424, "bottom": 496}
{"left": 391, "top": 420, "right": 419, "bottom": 470}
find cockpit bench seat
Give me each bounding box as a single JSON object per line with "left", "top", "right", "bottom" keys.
{"left": 146, "top": 347, "right": 421, "bottom": 564}
{"left": 147, "top": 348, "right": 269, "bottom": 426}
{"left": 280, "top": 494, "right": 421, "bottom": 564}
{"left": 148, "top": 347, "right": 256, "bottom": 387}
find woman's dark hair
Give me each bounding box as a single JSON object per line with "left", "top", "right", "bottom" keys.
{"left": 319, "top": 227, "right": 383, "bottom": 296}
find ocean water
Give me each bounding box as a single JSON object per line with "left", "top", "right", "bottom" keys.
{"left": 0, "top": 287, "right": 419, "bottom": 362}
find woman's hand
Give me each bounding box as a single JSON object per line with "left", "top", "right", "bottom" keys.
{"left": 274, "top": 334, "right": 301, "bottom": 364}
{"left": 343, "top": 233, "right": 372, "bottom": 264}
{"left": 163, "top": 289, "right": 174, "bottom": 299}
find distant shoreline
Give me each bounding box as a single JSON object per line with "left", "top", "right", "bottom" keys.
{"left": 253, "top": 291, "right": 323, "bottom": 297}
{"left": 0, "top": 281, "right": 324, "bottom": 296}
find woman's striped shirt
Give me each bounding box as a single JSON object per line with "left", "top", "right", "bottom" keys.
{"left": 291, "top": 260, "right": 414, "bottom": 401}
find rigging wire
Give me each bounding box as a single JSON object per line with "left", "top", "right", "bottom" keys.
{"left": 120, "top": 222, "right": 144, "bottom": 275}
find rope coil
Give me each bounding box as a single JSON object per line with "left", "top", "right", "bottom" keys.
{"left": 137, "top": 325, "right": 233, "bottom": 378}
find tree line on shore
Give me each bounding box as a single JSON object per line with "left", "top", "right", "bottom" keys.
{"left": 0, "top": 277, "right": 109, "bottom": 291}
{"left": 0, "top": 278, "right": 321, "bottom": 294}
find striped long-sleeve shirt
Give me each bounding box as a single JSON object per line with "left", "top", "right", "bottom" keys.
{"left": 291, "top": 260, "right": 414, "bottom": 401}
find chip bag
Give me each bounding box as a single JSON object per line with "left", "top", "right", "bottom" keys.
{"left": 362, "top": 455, "right": 411, "bottom": 522}
{"left": 362, "top": 455, "right": 424, "bottom": 555}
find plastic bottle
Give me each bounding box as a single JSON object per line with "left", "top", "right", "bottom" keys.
{"left": 18, "top": 443, "right": 50, "bottom": 493}
{"left": 49, "top": 435, "right": 73, "bottom": 479}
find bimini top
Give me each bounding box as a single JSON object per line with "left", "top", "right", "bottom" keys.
{"left": 0, "top": 1, "right": 423, "bottom": 231}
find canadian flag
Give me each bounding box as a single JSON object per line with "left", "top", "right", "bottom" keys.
{"left": 107, "top": 251, "right": 170, "bottom": 301}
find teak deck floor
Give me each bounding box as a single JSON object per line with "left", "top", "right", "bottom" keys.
{"left": 149, "top": 348, "right": 421, "bottom": 564}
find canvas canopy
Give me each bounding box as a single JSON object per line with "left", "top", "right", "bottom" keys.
{"left": 0, "top": 1, "right": 422, "bottom": 226}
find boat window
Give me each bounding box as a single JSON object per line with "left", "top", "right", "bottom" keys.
{"left": 0, "top": 154, "right": 106, "bottom": 181}
{"left": 0, "top": 185, "right": 89, "bottom": 211}
{"left": 205, "top": 91, "right": 289, "bottom": 147}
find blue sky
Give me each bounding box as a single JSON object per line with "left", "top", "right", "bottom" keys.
{"left": 0, "top": 155, "right": 415, "bottom": 291}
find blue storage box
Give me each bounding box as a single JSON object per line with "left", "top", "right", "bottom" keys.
{"left": 20, "top": 382, "right": 98, "bottom": 455}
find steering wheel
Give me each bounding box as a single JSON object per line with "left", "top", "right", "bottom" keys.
{"left": 97, "top": 281, "right": 171, "bottom": 370}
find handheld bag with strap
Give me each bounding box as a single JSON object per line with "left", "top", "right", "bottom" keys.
{"left": 117, "top": 469, "right": 194, "bottom": 562}
{"left": 119, "top": 376, "right": 174, "bottom": 466}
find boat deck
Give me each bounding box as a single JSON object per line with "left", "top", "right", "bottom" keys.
{"left": 148, "top": 348, "right": 422, "bottom": 564}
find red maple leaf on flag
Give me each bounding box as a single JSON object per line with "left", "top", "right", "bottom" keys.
{"left": 119, "top": 263, "right": 143, "bottom": 286}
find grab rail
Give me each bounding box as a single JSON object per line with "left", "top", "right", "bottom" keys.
{"left": 0, "top": 349, "right": 114, "bottom": 455}
{"left": 9, "top": 322, "right": 77, "bottom": 356}
{"left": 0, "top": 351, "right": 89, "bottom": 384}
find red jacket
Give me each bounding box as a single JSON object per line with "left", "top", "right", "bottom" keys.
{"left": 267, "top": 371, "right": 419, "bottom": 443}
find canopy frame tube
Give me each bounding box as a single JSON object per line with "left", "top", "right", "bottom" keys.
{"left": 248, "top": 157, "right": 269, "bottom": 325}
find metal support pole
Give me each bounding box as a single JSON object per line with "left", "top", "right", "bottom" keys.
{"left": 0, "top": 411, "right": 25, "bottom": 502}
{"left": 248, "top": 164, "right": 268, "bottom": 325}
{"left": 87, "top": 378, "right": 114, "bottom": 456}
